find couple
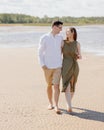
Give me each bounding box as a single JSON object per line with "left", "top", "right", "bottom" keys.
{"left": 38, "top": 20, "right": 82, "bottom": 114}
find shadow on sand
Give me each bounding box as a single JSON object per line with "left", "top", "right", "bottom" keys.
{"left": 61, "top": 107, "right": 104, "bottom": 122}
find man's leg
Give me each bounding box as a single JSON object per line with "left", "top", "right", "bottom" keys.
{"left": 43, "top": 68, "right": 54, "bottom": 109}
{"left": 53, "top": 68, "right": 61, "bottom": 113}
{"left": 47, "top": 85, "right": 53, "bottom": 109}
{"left": 54, "top": 84, "right": 60, "bottom": 112}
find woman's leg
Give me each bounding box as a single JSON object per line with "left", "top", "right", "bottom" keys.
{"left": 65, "top": 84, "right": 72, "bottom": 112}
{"left": 70, "top": 76, "right": 75, "bottom": 100}
{"left": 71, "top": 92, "right": 74, "bottom": 100}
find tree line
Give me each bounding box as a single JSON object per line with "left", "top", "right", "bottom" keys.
{"left": 0, "top": 13, "right": 104, "bottom": 25}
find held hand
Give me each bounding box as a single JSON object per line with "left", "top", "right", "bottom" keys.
{"left": 78, "top": 55, "right": 82, "bottom": 59}
{"left": 76, "top": 54, "right": 82, "bottom": 60}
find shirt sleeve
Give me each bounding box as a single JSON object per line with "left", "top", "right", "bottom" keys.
{"left": 38, "top": 36, "right": 46, "bottom": 67}
{"left": 61, "top": 40, "right": 64, "bottom": 47}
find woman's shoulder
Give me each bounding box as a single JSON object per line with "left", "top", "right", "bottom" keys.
{"left": 76, "top": 41, "right": 81, "bottom": 45}
{"left": 63, "top": 40, "right": 67, "bottom": 43}
{"left": 75, "top": 41, "right": 80, "bottom": 44}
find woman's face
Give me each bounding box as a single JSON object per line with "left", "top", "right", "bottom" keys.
{"left": 66, "top": 29, "right": 73, "bottom": 38}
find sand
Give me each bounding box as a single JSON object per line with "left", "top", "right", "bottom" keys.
{"left": 0, "top": 48, "right": 104, "bottom": 130}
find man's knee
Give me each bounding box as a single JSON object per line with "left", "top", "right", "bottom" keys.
{"left": 47, "top": 85, "right": 52, "bottom": 89}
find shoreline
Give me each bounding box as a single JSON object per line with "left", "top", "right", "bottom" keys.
{"left": 0, "top": 46, "right": 104, "bottom": 57}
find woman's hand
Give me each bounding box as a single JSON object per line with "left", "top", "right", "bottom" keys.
{"left": 77, "top": 54, "right": 82, "bottom": 59}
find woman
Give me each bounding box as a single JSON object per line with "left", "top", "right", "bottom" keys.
{"left": 62, "top": 27, "right": 82, "bottom": 112}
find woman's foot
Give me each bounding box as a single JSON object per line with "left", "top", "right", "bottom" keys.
{"left": 67, "top": 108, "right": 72, "bottom": 113}
{"left": 54, "top": 106, "right": 61, "bottom": 114}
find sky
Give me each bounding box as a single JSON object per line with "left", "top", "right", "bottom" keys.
{"left": 0, "top": 0, "right": 104, "bottom": 17}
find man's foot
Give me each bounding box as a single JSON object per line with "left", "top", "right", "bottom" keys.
{"left": 54, "top": 106, "right": 61, "bottom": 114}
{"left": 48, "top": 104, "right": 54, "bottom": 110}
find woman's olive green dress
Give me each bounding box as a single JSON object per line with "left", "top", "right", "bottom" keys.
{"left": 62, "top": 40, "right": 79, "bottom": 92}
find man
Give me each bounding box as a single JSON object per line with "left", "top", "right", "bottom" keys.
{"left": 38, "top": 21, "right": 63, "bottom": 114}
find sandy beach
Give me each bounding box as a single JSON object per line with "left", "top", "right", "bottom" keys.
{"left": 0, "top": 47, "right": 104, "bottom": 130}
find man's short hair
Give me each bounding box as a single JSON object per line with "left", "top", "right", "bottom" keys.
{"left": 52, "top": 20, "right": 63, "bottom": 27}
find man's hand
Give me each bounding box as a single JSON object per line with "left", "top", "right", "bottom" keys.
{"left": 42, "top": 65, "right": 48, "bottom": 69}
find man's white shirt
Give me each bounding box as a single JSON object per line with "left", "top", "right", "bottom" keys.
{"left": 38, "top": 32, "right": 63, "bottom": 69}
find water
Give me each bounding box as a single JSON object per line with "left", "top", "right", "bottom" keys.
{"left": 0, "top": 26, "right": 50, "bottom": 48}
{"left": 77, "top": 25, "right": 104, "bottom": 56}
{"left": 0, "top": 25, "right": 104, "bottom": 55}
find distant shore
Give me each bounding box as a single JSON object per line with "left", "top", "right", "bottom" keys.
{"left": 0, "top": 23, "right": 104, "bottom": 26}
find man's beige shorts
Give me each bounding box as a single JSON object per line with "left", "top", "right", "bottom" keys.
{"left": 43, "top": 68, "right": 61, "bottom": 87}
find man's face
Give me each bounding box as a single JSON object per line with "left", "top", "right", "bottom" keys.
{"left": 53, "top": 24, "right": 63, "bottom": 34}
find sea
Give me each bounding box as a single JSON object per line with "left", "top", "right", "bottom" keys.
{"left": 0, "top": 25, "right": 104, "bottom": 56}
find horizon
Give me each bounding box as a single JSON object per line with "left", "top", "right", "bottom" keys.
{"left": 0, "top": 13, "right": 104, "bottom": 18}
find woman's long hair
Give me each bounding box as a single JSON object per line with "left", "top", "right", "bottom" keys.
{"left": 66, "top": 27, "right": 77, "bottom": 41}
